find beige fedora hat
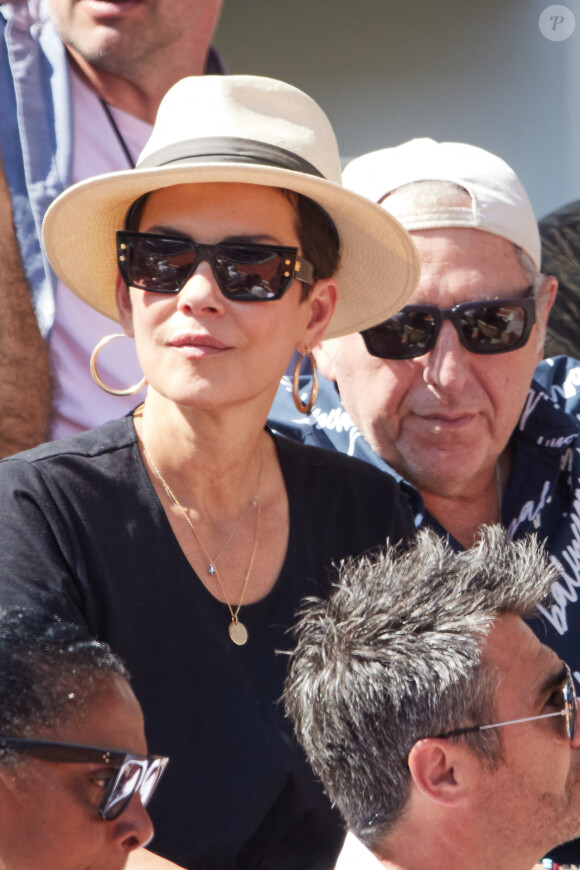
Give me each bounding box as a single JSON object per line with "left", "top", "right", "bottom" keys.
{"left": 42, "top": 75, "right": 419, "bottom": 338}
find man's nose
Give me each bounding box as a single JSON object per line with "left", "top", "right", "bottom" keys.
{"left": 422, "top": 320, "right": 470, "bottom": 391}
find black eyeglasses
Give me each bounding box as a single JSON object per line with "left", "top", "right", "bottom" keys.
{"left": 436, "top": 663, "right": 577, "bottom": 742}
{"left": 0, "top": 737, "right": 169, "bottom": 820}
{"left": 117, "top": 231, "right": 314, "bottom": 302}
{"left": 360, "top": 290, "right": 536, "bottom": 360}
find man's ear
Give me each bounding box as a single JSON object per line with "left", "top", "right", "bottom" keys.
{"left": 407, "top": 739, "right": 473, "bottom": 807}
{"left": 535, "top": 275, "right": 558, "bottom": 358}
{"left": 115, "top": 273, "right": 135, "bottom": 338}
{"left": 313, "top": 339, "right": 339, "bottom": 381}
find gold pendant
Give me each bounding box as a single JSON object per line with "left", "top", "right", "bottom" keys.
{"left": 228, "top": 620, "right": 248, "bottom": 646}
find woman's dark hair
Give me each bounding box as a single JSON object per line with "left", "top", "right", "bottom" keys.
{"left": 124, "top": 187, "right": 341, "bottom": 300}
{"left": 0, "top": 608, "right": 128, "bottom": 740}
{"left": 280, "top": 189, "right": 341, "bottom": 297}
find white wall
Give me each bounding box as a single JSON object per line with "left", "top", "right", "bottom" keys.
{"left": 214, "top": 0, "right": 580, "bottom": 219}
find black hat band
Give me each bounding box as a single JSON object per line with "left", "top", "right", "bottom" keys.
{"left": 139, "top": 137, "right": 326, "bottom": 179}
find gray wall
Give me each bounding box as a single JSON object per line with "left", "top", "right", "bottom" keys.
{"left": 214, "top": 0, "right": 580, "bottom": 219}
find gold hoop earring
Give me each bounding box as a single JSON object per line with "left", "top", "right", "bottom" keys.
{"left": 90, "top": 333, "right": 147, "bottom": 397}
{"left": 292, "top": 351, "right": 319, "bottom": 414}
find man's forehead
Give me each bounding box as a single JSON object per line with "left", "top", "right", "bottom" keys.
{"left": 483, "top": 614, "right": 562, "bottom": 696}
{"left": 410, "top": 225, "right": 522, "bottom": 262}
{"left": 408, "top": 226, "right": 529, "bottom": 300}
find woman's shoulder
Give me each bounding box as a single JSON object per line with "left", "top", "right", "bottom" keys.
{"left": 0, "top": 417, "right": 137, "bottom": 470}
{"left": 272, "top": 431, "right": 401, "bottom": 490}
{"left": 273, "top": 434, "right": 416, "bottom": 569}
{"left": 0, "top": 418, "right": 139, "bottom": 497}
{"left": 273, "top": 430, "right": 416, "bottom": 537}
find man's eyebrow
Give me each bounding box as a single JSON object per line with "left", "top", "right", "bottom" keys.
{"left": 536, "top": 662, "right": 568, "bottom": 699}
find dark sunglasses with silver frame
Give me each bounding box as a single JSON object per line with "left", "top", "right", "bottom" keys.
{"left": 0, "top": 737, "right": 169, "bottom": 820}
{"left": 435, "top": 662, "right": 577, "bottom": 742}
{"left": 117, "top": 230, "right": 315, "bottom": 302}
{"left": 361, "top": 289, "right": 536, "bottom": 360}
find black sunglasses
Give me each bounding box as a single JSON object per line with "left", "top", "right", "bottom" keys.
{"left": 360, "top": 289, "right": 536, "bottom": 360}
{"left": 117, "top": 231, "right": 314, "bottom": 302}
{"left": 0, "top": 737, "right": 169, "bottom": 820}
{"left": 436, "top": 663, "right": 577, "bottom": 742}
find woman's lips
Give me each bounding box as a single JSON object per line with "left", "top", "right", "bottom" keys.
{"left": 169, "top": 334, "right": 231, "bottom": 358}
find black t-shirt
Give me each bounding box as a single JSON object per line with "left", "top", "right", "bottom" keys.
{"left": 0, "top": 417, "right": 415, "bottom": 870}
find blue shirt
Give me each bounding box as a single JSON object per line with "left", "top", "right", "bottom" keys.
{"left": 0, "top": 0, "right": 225, "bottom": 337}
{"left": 269, "top": 355, "right": 580, "bottom": 687}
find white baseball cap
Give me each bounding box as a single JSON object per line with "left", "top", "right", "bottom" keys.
{"left": 343, "top": 138, "right": 541, "bottom": 269}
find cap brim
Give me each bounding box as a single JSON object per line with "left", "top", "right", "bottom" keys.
{"left": 42, "top": 161, "right": 419, "bottom": 339}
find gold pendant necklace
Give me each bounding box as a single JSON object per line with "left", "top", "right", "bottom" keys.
{"left": 142, "top": 441, "right": 262, "bottom": 646}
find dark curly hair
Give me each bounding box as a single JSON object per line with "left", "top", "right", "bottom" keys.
{"left": 0, "top": 608, "right": 128, "bottom": 742}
